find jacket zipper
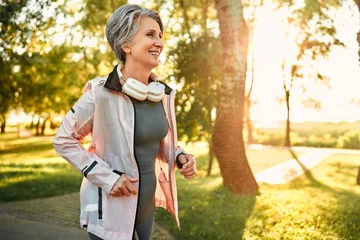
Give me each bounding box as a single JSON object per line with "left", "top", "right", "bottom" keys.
{"left": 128, "top": 96, "right": 141, "bottom": 239}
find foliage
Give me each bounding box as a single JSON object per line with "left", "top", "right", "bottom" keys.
{"left": 251, "top": 121, "right": 360, "bottom": 149}
{"left": 336, "top": 131, "right": 360, "bottom": 149}
{"left": 171, "top": 33, "right": 221, "bottom": 143}
{"left": 275, "top": 0, "right": 343, "bottom": 146}
{"left": 164, "top": 0, "right": 220, "bottom": 143}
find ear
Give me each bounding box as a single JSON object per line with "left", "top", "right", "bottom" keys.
{"left": 122, "top": 45, "right": 131, "bottom": 54}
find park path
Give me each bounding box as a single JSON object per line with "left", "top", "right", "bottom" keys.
{"left": 1, "top": 145, "right": 360, "bottom": 239}
{"left": 0, "top": 193, "right": 174, "bottom": 240}
{"left": 253, "top": 145, "right": 360, "bottom": 184}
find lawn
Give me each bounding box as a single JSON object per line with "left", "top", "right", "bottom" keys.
{"left": 2, "top": 133, "right": 359, "bottom": 239}
{"left": 155, "top": 153, "right": 360, "bottom": 239}
{"left": 0, "top": 134, "right": 297, "bottom": 202}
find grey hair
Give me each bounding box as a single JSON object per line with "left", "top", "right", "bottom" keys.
{"left": 106, "top": 4, "right": 163, "bottom": 63}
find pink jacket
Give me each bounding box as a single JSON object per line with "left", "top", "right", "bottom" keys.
{"left": 53, "top": 66, "right": 183, "bottom": 239}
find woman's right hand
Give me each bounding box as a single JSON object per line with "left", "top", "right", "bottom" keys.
{"left": 109, "top": 174, "right": 139, "bottom": 197}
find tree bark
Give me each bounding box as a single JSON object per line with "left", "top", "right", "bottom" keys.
{"left": 0, "top": 116, "right": 5, "bottom": 134}
{"left": 36, "top": 117, "right": 40, "bottom": 136}
{"left": 41, "top": 117, "right": 47, "bottom": 135}
{"left": 207, "top": 139, "right": 214, "bottom": 176}
{"left": 245, "top": 97, "right": 254, "bottom": 144}
{"left": 285, "top": 90, "right": 291, "bottom": 147}
{"left": 213, "top": 0, "right": 258, "bottom": 195}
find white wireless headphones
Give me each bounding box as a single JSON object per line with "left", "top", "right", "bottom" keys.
{"left": 117, "top": 65, "right": 165, "bottom": 102}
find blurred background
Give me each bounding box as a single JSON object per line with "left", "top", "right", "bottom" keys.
{"left": 1, "top": 0, "right": 360, "bottom": 239}
{"left": 1, "top": 0, "right": 359, "bottom": 149}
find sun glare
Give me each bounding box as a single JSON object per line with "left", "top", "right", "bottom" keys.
{"left": 249, "top": 1, "right": 360, "bottom": 125}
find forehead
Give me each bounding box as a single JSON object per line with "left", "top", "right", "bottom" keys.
{"left": 137, "top": 17, "right": 162, "bottom": 32}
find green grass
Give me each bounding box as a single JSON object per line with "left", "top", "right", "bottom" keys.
{"left": 0, "top": 136, "right": 295, "bottom": 203}
{"left": 155, "top": 153, "right": 360, "bottom": 239}
{"left": 0, "top": 132, "right": 83, "bottom": 202}
{"left": 3, "top": 133, "right": 359, "bottom": 239}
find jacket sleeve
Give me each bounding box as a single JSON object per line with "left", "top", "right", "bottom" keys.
{"left": 53, "top": 83, "right": 120, "bottom": 194}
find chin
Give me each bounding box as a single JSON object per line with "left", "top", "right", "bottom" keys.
{"left": 149, "top": 61, "right": 160, "bottom": 69}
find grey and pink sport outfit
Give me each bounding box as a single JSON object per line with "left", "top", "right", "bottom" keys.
{"left": 53, "top": 65, "right": 184, "bottom": 240}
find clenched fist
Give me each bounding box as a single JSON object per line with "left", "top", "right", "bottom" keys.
{"left": 110, "top": 174, "right": 139, "bottom": 197}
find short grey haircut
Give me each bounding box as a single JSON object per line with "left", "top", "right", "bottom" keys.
{"left": 106, "top": 4, "right": 163, "bottom": 63}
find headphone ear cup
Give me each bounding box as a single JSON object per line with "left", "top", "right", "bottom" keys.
{"left": 122, "top": 79, "right": 148, "bottom": 101}
{"left": 147, "top": 82, "right": 165, "bottom": 102}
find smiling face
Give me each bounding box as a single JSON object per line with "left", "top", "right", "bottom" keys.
{"left": 123, "top": 17, "right": 164, "bottom": 70}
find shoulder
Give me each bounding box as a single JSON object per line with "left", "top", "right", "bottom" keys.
{"left": 83, "top": 77, "right": 107, "bottom": 92}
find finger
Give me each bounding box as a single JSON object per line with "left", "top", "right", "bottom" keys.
{"left": 183, "top": 156, "right": 195, "bottom": 168}
{"left": 184, "top": 173, "right": 195, "bottom": 179}
{"left": 121, "top": 186, "right": 131, "bottom": 196}
{"left": 110, "top": 189, "right": 123, "bottom": 197}
{"left": 182, "top": 169, "right": 196, "bottom": 176}
{"left": 125, "top": 181, "right": 138, "bottom": 195}
{"left": 179, "top": 166, "right": 194, "bottom": 173}
{"left": 178, "top": 155, "right": 187, "bottom": 165}
{"left": 128, "top": 176, "right": 139, "bottom": 183}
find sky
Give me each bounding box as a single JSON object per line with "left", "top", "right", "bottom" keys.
{"left": 250, "top": 1, "right": 360, "bottom": 124}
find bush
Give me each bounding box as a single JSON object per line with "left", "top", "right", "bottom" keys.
{"left": 336, "top": 131, "right": 360, "bottom": 149}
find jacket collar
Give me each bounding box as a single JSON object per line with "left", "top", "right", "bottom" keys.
{"left": 103, "top": 64, "right": 173, "bottom": 95}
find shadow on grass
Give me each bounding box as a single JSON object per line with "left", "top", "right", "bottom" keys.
{"left": 0, "top": 141, "right": 55, "bottom": 154}
{"left": 156, "top": 152, "right": 257, "bottom": 239}
{"left": 288, "top": 148, "right": 360, "bottom": 239}
{"left": 0, "top": 171, "right": 82, "bottom": 202}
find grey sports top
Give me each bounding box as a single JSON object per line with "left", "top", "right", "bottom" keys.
{"left": 130, "top": 97, "right": 168, "bottom": 225}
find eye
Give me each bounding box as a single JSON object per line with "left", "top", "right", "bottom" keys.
{"left": 147, "top": 32, "right": 154, "bottom": 37}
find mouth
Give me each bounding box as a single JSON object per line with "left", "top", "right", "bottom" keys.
{"left": 149, "top": 51, "right": 160, "bottom": 57}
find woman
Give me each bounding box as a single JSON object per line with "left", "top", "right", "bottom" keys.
{"left": 53, "top": 4, "right": 196, "bottom": 240}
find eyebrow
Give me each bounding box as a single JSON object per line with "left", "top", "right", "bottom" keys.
{"left": 146, "top": 29, "right": 163, "bottom": 35}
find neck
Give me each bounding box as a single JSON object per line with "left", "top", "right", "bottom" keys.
{"left": 121, "top": 61, "right": 152, "bottom": 85}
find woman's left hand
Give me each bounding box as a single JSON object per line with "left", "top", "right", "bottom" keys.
{"left": 178, "top": 154, "right": 196, "bottom": 179}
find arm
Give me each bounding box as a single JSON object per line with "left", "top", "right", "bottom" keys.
{"left": 53, "top": 85, "right": 120, "bottom": 194}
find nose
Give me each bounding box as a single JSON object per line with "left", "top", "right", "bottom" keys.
{"left": 155, "top": 37, "right": 164, "bottom": 48}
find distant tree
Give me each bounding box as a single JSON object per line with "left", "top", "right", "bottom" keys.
{"left": 0, "top": 0, "right": 55, "bottom": 132}
{"left": 355, "top": 0, "right": 360, "bottom": 64}
{"left": 353, "top": 0, "right": 360, "bottom": 185}
{"left": 214, "top": 0, "right": 259, "bottom": 194}
{"left": 276, "top": 0, "right": 343, "bottom": 147}
{"left": 243, "top": 0, "right": 263, "bottom": 144}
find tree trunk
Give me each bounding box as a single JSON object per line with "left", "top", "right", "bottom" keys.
{"left": 41, "top": 117, "right": 47, "bottom": 135}
{"left": 285, "top": 90, "right": 291, "bottom": 147}
{"left": 213, "top": 0, "right": 258, "bottom": 195}
{"left": 0, "top": 116, "right": 5, "bottom": 134}
{"left": 244, "top": 99, "right": 254, "bottom": 144}
{"left": 30, "top": 115, "right": 35, "bottom": 129}
{"left": 207, "top": 139, "right": 215, "bottom": 176}
{"left": 36, "top": 117, "right": 41, "bottom": 136}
